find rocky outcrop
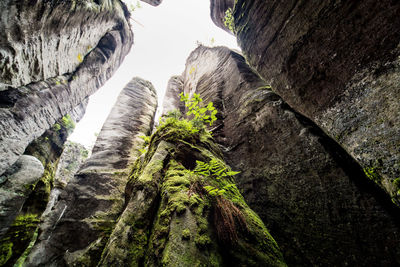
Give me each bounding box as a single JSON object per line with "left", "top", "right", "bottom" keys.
{"left": 24, "top": 100, "right": 87, "bottom": 166}
{"left": 99, "top": 115, "right": 285, "bottom": 266}
{"left": 0, "top": 100, "right": 87, "bottom": 266}
{"left": 210, "top": 0, "right": 234, "bottom": 33}
{"left": 216, "top": 0, "right": 400, "bottom": 202}
{"left": 0, "top": 156, "right": 44, "bottom": 237}
{"left": 175, "top": 45, "right": 400, "bottom": 265}
{"left": 162, "top": 75, "right": 184, "bottom": 116}
{"left": 54, "top": 141, "right": 89, "bottom": 188}
{"left": 0, "top": 0, "right": 133, "bottom": 176}
{"left": 25, "top": 77, "right": 157, "bottom": 266}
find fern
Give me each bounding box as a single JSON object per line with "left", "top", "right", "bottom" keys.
{"left": 193, "top": 159, "right": 240, "bottom": 198}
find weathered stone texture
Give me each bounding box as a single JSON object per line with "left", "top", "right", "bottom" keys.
{"left": 0, "top": 0, "right": 133, "bottom": 176}
{"left": 210, "top": 0, "right": 235, "bottom": 33}
{"left": 0, "top": 155, "right": 44, "bottom": 237}
{"left": 162, "top": 75, "right": 184, "bottom": 116}
{"left": 179, "top": 45, "right": 400, "bottom": 265}
{"left": 227, "top": 0, "right": 400, "bottom": 201}
{"left": 25, "top": 78, "right": 157, "bottom": 266}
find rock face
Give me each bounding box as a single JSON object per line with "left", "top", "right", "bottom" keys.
{"left": 172, "top": 45, "right": 400, "bottom": 265}
{"left": 0, "top": 0, "right": 133, "bottom": 176}
{"left": 216, "top": 0, "right": 400, "bottom": 202}
{"left": 25, "top": 77, "right": 157, "bottom": 266}
{"left": 209, "top": 0, "right": 234, "bottom": 33}
{"left": 0, "top": 156, "right": 44, "bottom": 238}
{"left": 0, "top": 101, "right": 87, "bottom": 266}
{"left": 162, "top": 75, "right": 184, "bottom": 116}
{"left": 99, "top": 117, "right": 285, "bottom": 266}
{"left": 54, "top": 141, "right": 89, "bottom": 188}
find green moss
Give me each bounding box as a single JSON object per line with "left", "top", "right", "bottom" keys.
{"left": 0, "top": 213, "right": 39, "bottom": 266}
{"left": 182, "top": 229, "right": 191, "bottom": 240}
{"left": 120, "top": 102, "right": 286, "bottom": 266}
{"left": 0, "top": 242, "right": 13, "bottom": 265}
{"left": 53, "top": 123, "right": 61, "bottom": 132}
{"left": 194, "top": 234, "right": 212, "bottom": 249}
{"left": 393, "top": 178, "right": 400, "bottom": 189}
{"left": 363, "top": 166, "right": 382, "bottom": 183}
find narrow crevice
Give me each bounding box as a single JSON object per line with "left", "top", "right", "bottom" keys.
{"left": 282, "top": 102, "right": 400, "bottom": 224}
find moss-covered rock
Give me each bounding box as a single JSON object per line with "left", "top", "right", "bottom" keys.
{"left": 0, "top": 213, "right": 39, "bottom": 266}
{"left": 25, "top": 77, "right": 157, "bottom": 266}
{"left": 99, "top": 118, "right": 286, "bottom": 266}
{"left": 176, "top": 45, "right": 400, "bottom": 265}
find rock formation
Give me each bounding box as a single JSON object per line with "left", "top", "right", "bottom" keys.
{"left": 25, "top": 77, "right": 157, "bottom": 266}
{"left": 211, "top": 0, "right": 400, "bottom": 203}
{"left": 0, "top": 0, "right": 133, "bottom": 176}
{"left": 54, "top": 141, "right": 89, "bottom": 188}
{"left": 0, "top": 102, "right": 86, "bottom": 266}
{"left": 162, "top": 75, "right": 184, "bottom": 116}
{"left": 165, "top": 45, "right": 400, "bottom": 265}
{"left": 210, "top": 0, "right": 234, "bottom": 34}
{"left": 99, "top": 120, "right": 285, "bottom": 266}
{"left": 0, "top": 0, "right": 399, "bottom": 266}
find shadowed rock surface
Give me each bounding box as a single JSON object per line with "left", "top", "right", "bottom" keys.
{"left": 0, "top": 0, "right": 133, "bottom": 176}
{"left": 176, "top": 45, "right": 400, "bottom": 265}
{"left": 0, "top": 156, "right": 44, "bottom": 237}
{"left": 213, "top": 0, "right": 400, "bottom": 202}
{"left": 25, "top": 78, "right": 157, "bottom": 266}
{"left": 54, "top": 141, "right": 89, "bottom": 188}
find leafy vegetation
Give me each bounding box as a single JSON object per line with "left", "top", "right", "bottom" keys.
{"left": 61, "top": 114, "right": 75, "bottom": 132}
{"left": 52, "top": 114, "right": 75, "bottom": 133}
{"left": 52, "top": 123, "right": 61, "bottom": 132}
{"left": 179, "top": 92, "right": 217, "bottom": 127}
{"left": 128, "top": 0, "right": 142, "bottom": 12}
{"left": 223, "top": 8, "right": 235, "bottom": 33}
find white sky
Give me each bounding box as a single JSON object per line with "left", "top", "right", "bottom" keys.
{"left": 69, "top": 0, "right": 239, "bottom": 148}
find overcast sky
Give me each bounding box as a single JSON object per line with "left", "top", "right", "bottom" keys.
{"left": 69, "top": 0, "right": 239, "bottom": 148}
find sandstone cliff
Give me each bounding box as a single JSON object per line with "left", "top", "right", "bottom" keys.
{"left": 0, "top": 0, "right": 133, "bottom": 176}
{"left": 211, "top": 0, "right": 400, "bottom": 204}
{"left": 0, "top": 104, "right": 86, "bottom": 266}
{"left": 165, "top": 45, "right": 400, "bottom": 265}
{"left": 25, "top": 77, "right": 157, "bottom": 266}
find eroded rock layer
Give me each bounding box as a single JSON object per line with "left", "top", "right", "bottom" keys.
{"left": 25, "top": 78, "right": 157, "bottom": 266}
{"left": 217, "top": 0, "right": 400, "bottom": 202}
{"left": 176, "top": 45, "right": 400, "bottom": 265}
{"left": 0, "top": 0, "right": 133, "bottom": 176}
